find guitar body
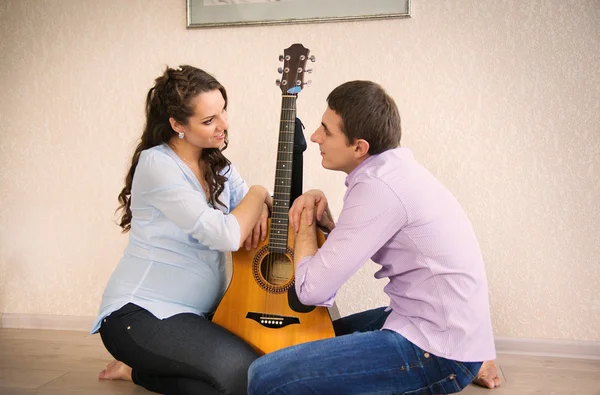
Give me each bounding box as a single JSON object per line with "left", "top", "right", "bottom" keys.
{"left": 213, "top": 220, "right": 334, "bottom": 355}
{"left": 213, "top": 43, "right": 334, "bottom": 355}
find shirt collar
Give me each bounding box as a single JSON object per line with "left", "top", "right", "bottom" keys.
{"left": 344, "top": 147, "right": 410, "bottom": 187}
{"left": 344, "top": 154, "right": 377, "bottom": 187}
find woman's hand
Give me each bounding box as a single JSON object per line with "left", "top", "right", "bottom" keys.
{"left": 231, "top": 185, "right": 269, "bottom": 249}
{"left": 289, "top": 189, "right": 336, "bottom": 233}
{"left": 243, "top": 203, "right": 269, "bottom": 250}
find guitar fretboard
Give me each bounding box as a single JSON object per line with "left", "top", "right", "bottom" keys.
{"left": 269, "top": 95, "right": 296, "bottom": 253}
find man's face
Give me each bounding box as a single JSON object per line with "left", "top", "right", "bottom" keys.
{"left": 310, "top": 107, "right": 360, "bottom": 174}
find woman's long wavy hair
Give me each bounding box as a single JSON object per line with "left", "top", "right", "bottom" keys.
{"left": 116, "top": 65, "right": 231, "bottom": 232}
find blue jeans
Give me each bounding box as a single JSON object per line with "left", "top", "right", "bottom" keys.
{"left": 248, "top": 307, "right": 481, "bottom": 395}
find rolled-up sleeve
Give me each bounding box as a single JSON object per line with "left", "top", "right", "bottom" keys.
{"left": 135, "top": 150, "right": 241, "bottom": 252}
{"left": 294, "top": 178, "right": 408, "bottom": 306}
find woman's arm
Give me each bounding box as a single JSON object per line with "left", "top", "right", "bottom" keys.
{"left": 230, "top": 185, "right": 270, "bottom": 247}
{"left": 227, "top": 165, "right": 272, "bottom": 249}
{"left": 137, "top": 150, "right": 269, "bottom": 252}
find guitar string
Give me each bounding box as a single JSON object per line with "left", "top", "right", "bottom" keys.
{"left": 266, "top": 58, "right": 303, "bottom": 321}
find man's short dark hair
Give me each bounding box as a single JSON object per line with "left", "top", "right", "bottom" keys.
{"left": 327, "top": 81, "right": 401, "bottom": 155}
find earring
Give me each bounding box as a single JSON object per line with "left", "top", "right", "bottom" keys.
{"left": 178, "top": 132, "right": 184, "bottom": 139}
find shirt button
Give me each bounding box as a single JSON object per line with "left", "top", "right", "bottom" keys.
{"left": 127, "top": 326, "right": 131, "bottom": 330}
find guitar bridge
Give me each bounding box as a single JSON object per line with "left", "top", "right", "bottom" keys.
{"left": 246, "top": 312, "right": 300, "bottom": 329}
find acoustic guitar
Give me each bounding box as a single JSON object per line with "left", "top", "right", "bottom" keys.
{"left": 213, "top": 44, "right": 335, "bottom": 355}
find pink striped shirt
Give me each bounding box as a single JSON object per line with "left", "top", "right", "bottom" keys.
{"left": 295, "top": 147, "right": 496, "bottom": 362}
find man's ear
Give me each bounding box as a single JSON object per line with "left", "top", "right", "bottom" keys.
{"left": 169, "top": 117, "right": 186, "bottom": 134}
{"left": 353, "top": 139, "right": 370, "bottom": 159}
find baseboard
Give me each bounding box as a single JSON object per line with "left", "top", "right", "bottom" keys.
{"left": 495, "top": 336, "right": 600, "bottom": 360}
{"left": 328, "top": 303, "right": 341, "bottom": 321}
{"left": 0, "top": 313, "right": 94, "bottom": 332}
{"left": 2, "top": 313, "right": 599, "bottom": 360}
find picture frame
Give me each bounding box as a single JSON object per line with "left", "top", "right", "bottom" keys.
{"left": 187, "top": 0, "right": 411, "bottom": 28}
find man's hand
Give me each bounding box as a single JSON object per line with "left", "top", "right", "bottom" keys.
{"left": 243, "top": 203, "right": 269, "bottom": 250}
{"left": 289, "top": 189, "right": 336, "bottom": 233}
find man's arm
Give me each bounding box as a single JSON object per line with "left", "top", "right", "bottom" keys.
{"left": 293, "top": 208, "right": 319, "bottom": 271}
{"left": 292, "top": 179, "right": 407, "bottom": 306}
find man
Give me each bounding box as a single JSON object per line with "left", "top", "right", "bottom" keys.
{"left": 248, "top": 81, "right": 501, "bottom": 394}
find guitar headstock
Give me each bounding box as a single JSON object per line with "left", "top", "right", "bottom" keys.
{"left": 276, "top": 43, "right": 315, "bottom": 95}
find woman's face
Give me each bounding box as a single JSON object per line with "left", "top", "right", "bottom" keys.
{"left": 178, "top": 89, "right": 229, "bottom": 150}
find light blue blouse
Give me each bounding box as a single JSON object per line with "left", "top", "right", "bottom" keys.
{"left": 90, "top": 144, "right": 248, "bottom": 333}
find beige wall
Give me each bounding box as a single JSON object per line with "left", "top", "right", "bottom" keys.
{"left": 0, "top": 0, "right": 598, "bottom": 341}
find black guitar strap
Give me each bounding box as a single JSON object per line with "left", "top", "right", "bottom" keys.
{"left": 290, "top": 117, "right": 307, "bottom": 205}
{"left": 287, "top": 117, "right": 318, "bottom": 313}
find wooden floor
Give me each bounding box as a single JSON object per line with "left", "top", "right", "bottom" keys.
{"left": 0, "top": 328, "right": 598, "bottom": 394}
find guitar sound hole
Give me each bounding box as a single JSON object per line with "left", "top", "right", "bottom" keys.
{"left": 260, "top": 252, "right": 293, "bottom": 286}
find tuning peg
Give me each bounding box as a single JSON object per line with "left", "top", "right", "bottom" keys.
{"left": 309, "top": 55, "right": 316, "bottom": 62}
{"left": 304, "top": 80, "right": 312, "bottom": 87}
{"left": 276, "top": 79, "right": 281, "bottom": 86}
{"left": 278, "top": 67, "right": 283, "bottom": 74}
{"left": 279, "top": 55, "right": 284, "bottom": 62}
{"left": 306, "top": 69, "right": 313, "bottom": 73}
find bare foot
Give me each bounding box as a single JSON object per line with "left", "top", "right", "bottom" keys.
{"left": 473, "top": 360, "right": 502, "bottom": 389}
{"left": 98, "top": 360, "right": 133, "bottom": 382}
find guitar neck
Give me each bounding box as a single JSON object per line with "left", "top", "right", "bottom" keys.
{"left": 269, "top": 94, "right": 296, "bottom": 252}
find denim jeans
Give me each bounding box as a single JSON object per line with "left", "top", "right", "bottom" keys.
{"left": 99, "top": 303, "right": 259, "bottom": 395}
{"left": 248, "top": 307, "right": 481, "bottom": 395}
